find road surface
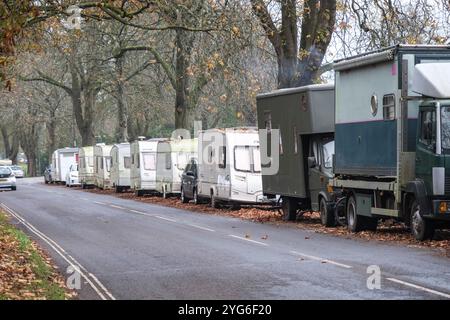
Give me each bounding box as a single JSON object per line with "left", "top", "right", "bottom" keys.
{"left": 0, "top": 177, "right": 449, "bottom": 300}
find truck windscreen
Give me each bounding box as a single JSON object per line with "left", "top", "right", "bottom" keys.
{"left": 323, "top": 140, "right": 335, "bottom": 169}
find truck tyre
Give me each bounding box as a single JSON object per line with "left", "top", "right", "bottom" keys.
{"left": 211, "top": 192, "right": 220, "bottom": 209}
{"left": 193, "top": 189, "right": 199, "bottom": 205}
{"left": 320, "top": 197, "right": 335, "bottom": 227}
{"left": 282, "top": 197, "right": 298, "bottom": 221}
{"left": 410, "top": 200, "right": 435, "bottom": 241}
{"left": 181, "top": 188, "right": 189, "bottom": 203}
{"left": 346, "top": 195, "right": 364, "bottom": 232}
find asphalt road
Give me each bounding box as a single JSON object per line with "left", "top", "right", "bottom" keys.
{"left": 0, "top": 177, "right": 449, "bottom": 300}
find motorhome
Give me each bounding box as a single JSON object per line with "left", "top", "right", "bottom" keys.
{"left": 93, "top": 143, "right": 113, "bottom": 189}
{"left": 79, "top": 146, "right": 95, "bottom": 188}
{"left": 51, "top": 148, "right": 79, "bottom": 183}
{"left": 130, "top": 138, "right": 168, "bottom": 196}
{"left": 110, "top": 143, "right": 131, "bottom": 193}
{"left": 197, "top": 127, "right": 266, "bottom": 207}
{"left": 256, "top": 84, "right": 335, "bottom": 222}
{"left": 328, "top": 45, "right": 450, "bottom": 240}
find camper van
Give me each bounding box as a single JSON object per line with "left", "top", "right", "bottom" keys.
{"left": 110, "top": 143, "right": 131, "bottom": 193}
{"left": 197, "top": 127, "right": 266, "bottom": 207}
{"left": 50, "top": 148, "right": 79, "bottom": 183}
{"left": 256, "top": 84, "right": 335, "bottom": 222}
{"left": 130, "top": 138, "right": 168, "bottom": 196}
{"left": 79, "top": 146, "right": 95, "bottom": 188}
{"left": 93, "top": 143, "right": 113, "bottom": 189}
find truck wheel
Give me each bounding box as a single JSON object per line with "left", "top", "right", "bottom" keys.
{"left": 282, "top": 197, "right": 298, "bottom": 221}
{"left": 410, "top": 200, "right": 435, "bottom": 241}
{"left": 181, "top": 188, "right": 189, "bottom": 203}
{"left": 346, "top": 195, "right": 363, "bottom": 232}
{"left": 320, "top": 197, "right": 335, "bottom": 227}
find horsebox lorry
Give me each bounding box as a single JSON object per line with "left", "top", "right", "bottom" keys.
{"left": 257, "top": 44, "right": 450, "bottom": 241}
{"left": 256, "top": 84, "right": 335, "bottom": 223}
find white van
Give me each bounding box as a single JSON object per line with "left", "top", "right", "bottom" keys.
{"left": 110, "top": 143, "right": 131, "bottom": 193}
{"left": 93, "top": 143, "right": 113, "bottom": 189}
{"left": 197, "top": 127, "right": 265, "bottom": 207}
{"left": 79, "top": 146, "right": 95, "bottom": 188}
{"left": 130, "top": 138, "right": 167, "bottom": 196}
{"left": 51, "top": 148, "right": 79, "bottom": 183}
{"left": 158, "top": 138, "right": 197, "bottom": 198}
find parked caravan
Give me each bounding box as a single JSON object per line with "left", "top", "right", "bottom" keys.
{"left": 51, "top": 148, "right": 79, "bottom": 183}
{"left": 256, "top": 84, "right": 335, "bottom": 222}
{"left": 93, "top": 143, "right": 113, "bottom": 189}
{"left": 197, "top": 127, "right": 266, "bottom": 207}
{"left": 328, "top": 45, "right": 450, "bottom": 240}
{"left": 79, "top": 146, "right": 95, "bottom": 188}
{"left": 110, "top": 143, "right": 131, "bottom": 193}
{"left": 130, "top": 138, "right": 168, "bottom": 196}
{"left": 158, "top": 138, "right": 197, "bottom": 198}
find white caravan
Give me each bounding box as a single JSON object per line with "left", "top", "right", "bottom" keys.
{"left": 79, "top": 146, "right": 95, "bottom": 188}
{"left": 110, "top": 142, "right": 131, "bottom": 193}
{"left": 197, "top": 127, "right": 265, "bottom": 207}
{"left": 157, "top": 138, "right": 197, "bottom": 198}
{"left": 130, "top": 138, "right": 168, "bottom": 196}
{"left": 51, "top": 148, "right": 79, "bottom": 183}
{"left": 93, "top": 143, "right": 113, "bottom": 189}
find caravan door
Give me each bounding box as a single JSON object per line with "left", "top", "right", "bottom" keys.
{"left": 231, "top": 146, "right": 252, "bottom": 199}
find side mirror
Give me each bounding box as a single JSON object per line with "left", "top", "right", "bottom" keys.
{"left": 308, "top": 156, "right": 317, "bottom": 168}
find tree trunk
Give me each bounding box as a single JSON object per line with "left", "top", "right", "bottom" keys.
{"left": 1, "top": 124, "right": 19, "bottom": 164}
{"left": 174, "top": 29, "right": 194, "bottom": 129}
{"left": 46, "top": 109, "right": 56, "bottom": 162}
{"left": 115, "top": 57, "right": 129, "bottom": 142}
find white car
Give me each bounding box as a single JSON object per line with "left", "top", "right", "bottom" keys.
{"left": 0, "top": 166, "right": 16, "bottom": 191}
{"left": 65, "top": 164, "right": 80, "bottom": 187}
{"left": 9, "top": 165, "right": 24, "bottom": 178}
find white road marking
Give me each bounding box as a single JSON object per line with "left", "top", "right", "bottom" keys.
{"left": 93, "top": 201, "right": 107, "bottom": 205}
{"left": 186, "top": 224, "right": 215, "bottom": 232}
{"left": 387, "top": 278, "right": 450, "bottom": 299}
{"left": 155, "top": 215, "right": 177, "bottom": 222}
{"left": 290, "top": 250, "right": 353, "bottom": 269}
{"left": 0, "top": 203, "right": 115, "bottom": 300}
{"left": 109, "top": 204, "right": 125, "bottom": 210}
{"left": 229, "top": 235, "right": 269, "bottom": 246}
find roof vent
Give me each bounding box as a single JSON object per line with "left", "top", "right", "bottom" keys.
{"left": 137, "top": 136, "right": 146, "bottom": 141}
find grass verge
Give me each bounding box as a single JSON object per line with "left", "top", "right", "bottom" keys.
{"left": 0, "top": 211, "right": 73, "bottom": 300}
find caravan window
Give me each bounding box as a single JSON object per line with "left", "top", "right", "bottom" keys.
{"left": 165, "top": 153, "right": 172, "bottom": 170}
{"left": 143, "top": 153, "right": 156, "bottom": 170}
{"left": 252, "top": 147, "right": 261, "bottom": 173}
{"left": 105, "top": 157, "right": 111, "bottom": 172}
{"left": 218, "top": 146, "right": 226, "bottom": 169}
{"left": 234, "top": 146, "right": 251, "bottom": 172}
{"left": 124, "top": 156, "right": 131, "bottom": 169}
